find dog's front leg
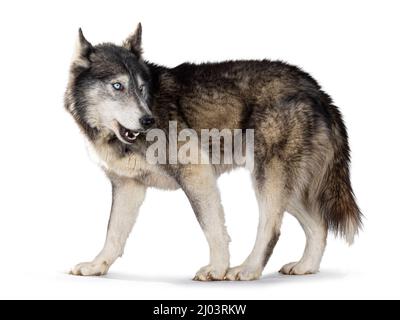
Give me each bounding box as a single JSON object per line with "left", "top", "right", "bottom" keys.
{"left": 178, "top": 165, "right": 230, "bottom": 281}
{"left": 71, "top": 176, "right": 146, "bottom": 276}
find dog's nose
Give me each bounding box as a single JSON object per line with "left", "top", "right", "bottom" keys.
{"left": 139, "top": 115, "right": 155, "bottom": 128}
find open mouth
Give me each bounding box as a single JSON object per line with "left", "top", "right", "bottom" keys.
{"left": 117, "top": 123, "right": 142, "bottom": 144}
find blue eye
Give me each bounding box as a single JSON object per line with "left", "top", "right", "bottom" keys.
{"left": 112, "top": 82, "right": 123, "bottom": 91}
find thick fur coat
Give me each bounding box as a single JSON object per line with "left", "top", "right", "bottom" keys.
{"left": 65, "top": 24, "right": 361, "bottom": 280}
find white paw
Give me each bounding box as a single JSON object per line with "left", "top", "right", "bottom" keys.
{"left": 225, "top": 265, "right": 262, "bottom": 281}
{"left": 279, "top": 261, "right": 318, "bottom": 275}
{"left": 193, "top": 264, "right": 228, "bottom": 281}
{"left": 70, "top": 261, "right": 109, "bottom": 276}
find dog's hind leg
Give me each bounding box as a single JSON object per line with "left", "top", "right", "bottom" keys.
{"left": 71, "top": 176, "right": 146, "bottom": 276}
{"left": 178, "top": 164, "right": 230, "bottom": 281}
{"left": 226, "top": 160, "right": 286, "bottom": 281}
{"left": 280, "top": 202, "right": 327, "bottom": 275}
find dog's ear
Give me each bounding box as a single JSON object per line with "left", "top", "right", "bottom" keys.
{"left": 123, "top": 23, "right": 143, "bottom": 57}
{"left": 73, "top": 28, "right": 93, "bottom": 68}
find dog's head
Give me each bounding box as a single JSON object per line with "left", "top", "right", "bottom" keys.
{"left": 65, "top": 23, "right": 154, "bottom": 144}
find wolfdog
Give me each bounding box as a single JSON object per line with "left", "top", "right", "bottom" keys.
{"left": 65, "top": 24, "right": 361, "bottom": 280}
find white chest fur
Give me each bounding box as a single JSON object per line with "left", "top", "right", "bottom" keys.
{"left": 86, "top": 138, "right": 179, "bottom": 190}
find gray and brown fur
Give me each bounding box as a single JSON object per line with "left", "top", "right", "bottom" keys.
{"left": 65, "top": 24, "right": 362, "bottom": 280}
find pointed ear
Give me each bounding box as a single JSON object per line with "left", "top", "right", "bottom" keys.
{"left": 73, "top": 28, "right": 93, "bottom": 68}
{"left": 123, "top": 23, "right": 143, "bottom": 57}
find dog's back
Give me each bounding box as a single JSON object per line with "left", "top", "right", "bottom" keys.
{"left": 153, "top": 59, "right": 362, "bottom": 244}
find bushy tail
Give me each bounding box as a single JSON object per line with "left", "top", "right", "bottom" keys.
{"left": 317, "top": 105, "right": 362, "bottom": 245}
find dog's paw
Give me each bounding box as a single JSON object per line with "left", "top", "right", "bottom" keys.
{"left": 279, "top": 261, "right": 318, "bottom": 275}
{"left": 193, "top": 264, "right": 228, "bottom": 281}
{"left": 225, "top": 265, "right": 262, "bottom": 281}
{"left": 70, "top": 261, "right": 109, "bottom": 276}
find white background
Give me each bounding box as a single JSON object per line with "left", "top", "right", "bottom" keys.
{"left": 0, "top": 0, "right": 399, "bottom": 300}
